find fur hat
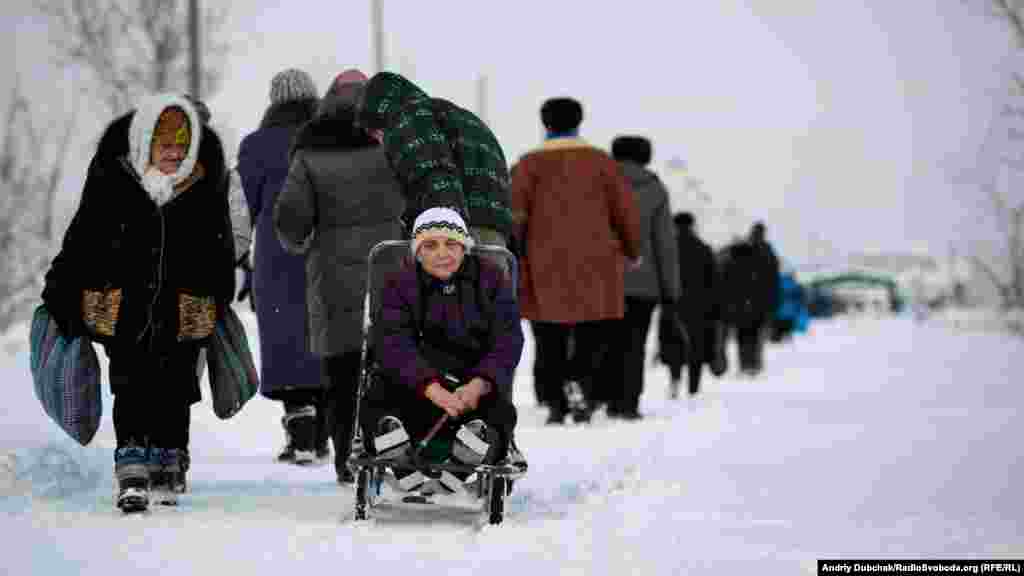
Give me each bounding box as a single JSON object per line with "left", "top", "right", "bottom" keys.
{"left": 540, "top": 97, "right": 583, "bottom": 134}
{"left": 411, "top": 207, "right": 475, "bottom": 257}
{"left": 611, "top": 136, "right": 652, "bottom": 166}
{"left": 269, "top": 68, "right": 318, "bottom": 105}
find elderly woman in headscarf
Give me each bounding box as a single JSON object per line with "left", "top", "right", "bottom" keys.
{"left": 42, "top": 93, "right": 234, "bottom": 512}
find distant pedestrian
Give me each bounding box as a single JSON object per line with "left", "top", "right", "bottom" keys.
{"left": 658, "top": 212, "right": 718, "bottom": 397}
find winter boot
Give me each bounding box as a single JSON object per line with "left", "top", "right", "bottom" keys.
{"left": 669, "top": 379, "right": 681, "bottom": 400}
{"left": 282, "top": 405, "right": 317, "bottom": 465}
{"left": 564, "top": 380, "right": 591, "bottom": 423}
{"left": 316, "top": 439, "right": 331, "bottom": 462}
{"left": 165, "top": 448, "right": 188, "bottom": 495}
{"left": 503, "top": 438, "right": 528, "bottom": 477}
{"left": 276, "top": 414, "right": 296, "bottom": 463}
{"left": 373, "top": 416, "right": 410, "bottom": 462}
{"left": 147, "top": 447, "right": 174, "bottom": 505}
{"left": 114, "top": 442, "right": 150, "bottom": 513}
{"left": 450, "top": 419, "right": 497, "bottom": 467}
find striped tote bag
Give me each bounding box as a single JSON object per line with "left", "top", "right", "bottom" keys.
{"left": 29, "top": 305, "right": 102, "bottom": 446}
{"left": 206, "top": 305, "right": 259, "bottom": 419}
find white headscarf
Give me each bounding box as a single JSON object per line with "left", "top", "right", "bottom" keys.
{"left": 128, "top": 93, "right": 202, "bottom": 206}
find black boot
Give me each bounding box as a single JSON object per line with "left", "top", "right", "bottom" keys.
{"left": 280, "top": 405, "right": 316, "bottom": 465}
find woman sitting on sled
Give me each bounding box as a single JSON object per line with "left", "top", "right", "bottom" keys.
{"left": 360, "top": 207, "right": 526, "bottom": 493}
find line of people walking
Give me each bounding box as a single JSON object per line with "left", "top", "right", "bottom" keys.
{"left": 39, "top": 64, "right": 783, "bottom": 512}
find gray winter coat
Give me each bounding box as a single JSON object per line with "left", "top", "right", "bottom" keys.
{"left": 274, "top": 96, "right": 406, "bottom": 357}
{"left": 620, "top": 162, "right": 680, "bottom": 302}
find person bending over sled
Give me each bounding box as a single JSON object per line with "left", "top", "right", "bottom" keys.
{"left": 360, "top": 208, "right": 526, "bottom": 494}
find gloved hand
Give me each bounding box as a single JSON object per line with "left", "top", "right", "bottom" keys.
{"left": 46, "top": 296, "right": 84, "bottom": 340}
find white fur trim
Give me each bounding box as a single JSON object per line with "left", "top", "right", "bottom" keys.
{"left": 129, "top": 93, "right": 201, "bottom": 206}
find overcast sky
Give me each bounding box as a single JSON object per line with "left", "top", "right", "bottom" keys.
{"left": 3, "top": 1, "right": 1021, "bottom": 268}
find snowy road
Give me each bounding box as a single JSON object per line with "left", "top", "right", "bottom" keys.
{"left": 2, "top": 311, "right": 1022, "bottom": 575}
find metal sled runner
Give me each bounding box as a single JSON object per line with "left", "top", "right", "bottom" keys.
{"left": 347, "top": 240, "right": 524, "bottom": 525}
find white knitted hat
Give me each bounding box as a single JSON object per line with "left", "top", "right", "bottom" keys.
{"left": 411, "top": 207, "right": 475, "bottom": 256}
{"left": 269, "top": 69, "right": 318, "bottom": 105}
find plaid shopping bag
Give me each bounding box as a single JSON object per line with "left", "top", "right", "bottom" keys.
{"left": 206, "top": 305, "right": 259, "bottom": 419}
{"left": 29, "top": 305, "right": 103, "bottom": 446}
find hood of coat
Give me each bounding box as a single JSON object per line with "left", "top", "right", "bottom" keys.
{"left": 290, "top": 97, "right": 379, "bottom": 160}
{"left": 357, "top": 72, "right": 429, "bottom": 129}
{"left": 128, "top": 93, "right": 202, "bottom": 203}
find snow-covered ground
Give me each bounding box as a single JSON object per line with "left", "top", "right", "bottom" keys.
{"left": 2, "top": 308, "right": 1022, "bottom": 575}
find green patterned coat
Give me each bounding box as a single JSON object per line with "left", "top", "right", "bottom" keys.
{"left": 357, "top": 72, "right": 513, "bottom": 236}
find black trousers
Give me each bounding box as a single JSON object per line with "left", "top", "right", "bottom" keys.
{"left": 323, "top": 351, "right": 361, "bottom": 471}
{"left": 530, "top": 320, "right": 613, "bottom": 417}
{"left": 606, "top": 298, "right": 657, "bottom": 415}
{"left": 668, "top": 313, "right": 708, "bottom": 395}
{"left": 736, "top": 318, "right": 767, "bottom": 373}
{"left": 359, "top": 374, "right": 517, "bottom": 462}
{"left": 109, "top": 342, "right": 200, "bottom": 450}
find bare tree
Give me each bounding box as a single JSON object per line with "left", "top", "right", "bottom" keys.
{"left": 968, "top": 187, "right": 1024, "bottom": 309}
{"left": 965, "top": 0, "right": 1024, "bottom": 310}
{"left": 36, "top": 0, "right": 231, "bottom": 116}
{"left": 0, "top": 80, "right": 77, "bottom": 331}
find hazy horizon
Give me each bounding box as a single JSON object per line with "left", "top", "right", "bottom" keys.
{"left": 3, "top": 0, "right": 1021, "bottom": 270}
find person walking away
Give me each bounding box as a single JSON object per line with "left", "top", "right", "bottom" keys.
{"left": 510, "top": 97, "right": 642, "bottom": 425}
{"left": 606, "top": 136, "right": 679, "bottom": 419}
{"left": 238, "top": 68, "right": 325, "bottom": 464}
{"left": 353, "top": 72, "right": 516, "bottom": 251}
{"left": 274, "top": 68, "right": 406, "bottom": 483}
{"left": 744, "top": 221, "right": 780, "bottom": 374}
{"left": 661, "top": 212, "right": 717, "bottom": 397}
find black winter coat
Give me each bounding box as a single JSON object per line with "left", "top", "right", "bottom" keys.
{"left": 42, "top": 112, "right": 234, "bottom": 360}
{"left": 719, "top": 240, "right": 780, "bottom": 325}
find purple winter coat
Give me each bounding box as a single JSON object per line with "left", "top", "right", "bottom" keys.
{"left": 374, "top": 255, "right": 523, "bottom": 401}
{"left": 238, "top": 100, "right": 322, "bottom": 399}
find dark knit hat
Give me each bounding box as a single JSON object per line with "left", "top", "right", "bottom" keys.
{"left": 540, "top": 97, "right": 583, "bottom": 133}
{"left": 611, "top": 136, "right": 652, "bottom": 166}
{"left": 674, "top": 212, "right": 695, "bottom": 229}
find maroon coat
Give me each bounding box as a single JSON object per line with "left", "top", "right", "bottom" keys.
{"left": 374, "top": 255, "right": 523, "bottom": 401}
{"left": 511, "top": 138, "right": 642, "bottom": 323}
